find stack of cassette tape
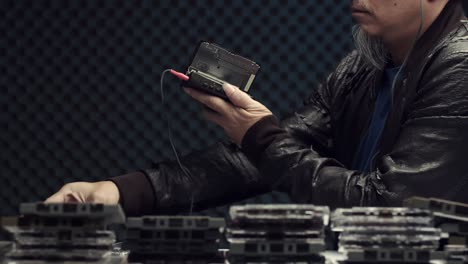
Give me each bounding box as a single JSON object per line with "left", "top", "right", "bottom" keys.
{"left": 331, "top": 207, "right": 445, "bottom": 263}
{"left": 0, "top": 241, "right": 13, "bottom": 262}
{"left": 226, "top": 204, "right": 329, "bottom": 264}
{"left": 1, "top": 202, "right": 126, "bottom": 264}
{"left": 405, "top": 197, "right": 468, "bottom": 264}
{"left": 125, "top": 215, "right": 225, "bottom": 263}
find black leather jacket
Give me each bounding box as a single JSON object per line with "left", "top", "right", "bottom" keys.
{"left": 112, "top": 1, "right": 468, "bottom": 216}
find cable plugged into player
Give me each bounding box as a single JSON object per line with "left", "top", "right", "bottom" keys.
{"left": 169, "top": 69, "right": 190, "bottom": 81}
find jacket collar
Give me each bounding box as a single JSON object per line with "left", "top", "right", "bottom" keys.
{"left": 405, "top": 0, "right": 466, "bottom": 74}
{"left": 367, "top": 2, "right": 465, "bottom": 101}
{"left": 377, "top": 1, "right": 466, "bottom": 167}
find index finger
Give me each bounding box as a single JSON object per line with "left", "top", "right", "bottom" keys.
{"left": 184, "top": 88, "right": 230, "bottom": 115}
{"left": 44, "top": 191, "right": 66, "bottom": 203}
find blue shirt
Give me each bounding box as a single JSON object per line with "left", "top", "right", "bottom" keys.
{"left": 352, "top": 66, "right": 401, "bottom": 172}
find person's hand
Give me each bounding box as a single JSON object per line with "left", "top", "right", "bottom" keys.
{"left": 184, "top": 83, "right": 273, "bottom": 145}
{"left": 45, "top": 181, "right": 120, "bottom": 204}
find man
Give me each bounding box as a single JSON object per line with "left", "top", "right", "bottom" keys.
{"left": 46, "top": 0, "right": 468, "bottom": 216}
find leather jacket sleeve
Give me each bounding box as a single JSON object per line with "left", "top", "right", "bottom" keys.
{"left": 253, "top": 48, "right": 468, "bottom": 208}
{"left": 142, "top": 141, "right": 270, "bottom": 214}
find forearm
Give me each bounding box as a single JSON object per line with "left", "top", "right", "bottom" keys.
{"left": 145, "top": 142, "right": 272, "bottom": 213}
{"left": 112, "top": 142, "right": 273, "bottom": 216}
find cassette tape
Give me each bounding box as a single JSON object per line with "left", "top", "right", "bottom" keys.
{"left": 14, "top": 230, "right": 115, "bottom": 247}
{"left": 333, "top": 207, "right": 432, "bottom": 218}
{"left": 446, "top": 247, "right": 468, "bottom": 264}
{"left": 3, "top": 216, "right": 114, "bottom": 230}
{"left": 404, "top": 197, "right": 468, "bottom": 222}
{"left": 140, "top": 260, "right": 222, "bottom": 264}
{"left": 3, "top": 260, "right": 120, "bottom": 264}
{"left": 126, "top": 228, "right": 221, "bottom": 241}
{"left": 445, "top": 245, "right": 468, "bottom": 252}
{"left": 331, "top": 208, "right": 433, "bottom": 231}
{"left": 338, "top": 239, "right": 440, "bottom": 250}
{"left": 228, "top": 239, "right": 326, "bottom": 256}
{"left": 228, "top": 255, "right": 326, "bottom": 264}
{"left": 4, "top": 261, "right": 113, "bottom": 264}
{"left": 332, "top": 217, "right": 433, "bottom": 231}
{"left": 6, "top": 249, "right": 111, "bottom": 262}
{"left": 128, "top": 254, "right": 223, "bottom": 264}
{"left": 127, "top": 216, "right": 225, "bottom": 230}
{"left": 338, "top": 227, "right": 442, "bottom": 250}
{"left": 447, "top": 235, "right": 468, "bottom": 246}
{"left": 183, "top": 41, "right": 260, "bottom": 100}
{"left": 344, "top": 249, "right": 446, "bottom": 263}
{"left": 0, "top": 241, "right": 13, "bottom": 256}
{"left": 439, "top": 222, "right": 468, "bottom": 235}
{"left": 229, "top": 204, "right": 329, "bottom": 229}
{"left": 226, "top": 228, "right": 323, "bottom": 240}
{"left": 16, "top": 243, "right": 112, "bottom": 251}
{"left": 340, "top": 226, "right": 443, "bottom": 236}
{"left": 446, "top": 258, "right": 468, "bottom": 264}
{"left": 126, "top": 240, "right": 219, "bottom": 255}
{"left": 19, "top": 203, "right": 126, "bottom": 224}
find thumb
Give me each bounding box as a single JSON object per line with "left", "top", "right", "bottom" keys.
{"left": 223, "top": 83, "right": 252, "bottom": 108}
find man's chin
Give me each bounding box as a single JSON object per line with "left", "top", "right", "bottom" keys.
{"left": 356, "top": 24, "right": 382, "bottom": 38}
{"left": 352, "top": 24, "right": 388, "bottom": 70}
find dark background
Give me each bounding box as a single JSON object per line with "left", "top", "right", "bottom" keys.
{"left": 1, "top": 1, "right": 467, "bottom": 216}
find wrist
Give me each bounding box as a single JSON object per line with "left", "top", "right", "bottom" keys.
{"left": 98, "top": 181, "right": 120, "bottom": 204}
{"left": 241, "top": 115, "right": 288, "bottom": 164}
{"left": 108, "top": 171, "right": 156, "bottom": 216}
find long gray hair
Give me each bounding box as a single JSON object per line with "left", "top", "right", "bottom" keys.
{"left": 352, "top": 25, "right": 388, "bottom": 70}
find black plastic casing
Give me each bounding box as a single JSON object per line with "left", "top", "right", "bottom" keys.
{"left": 182, "top": 42, "right": 260, "bottom": 100}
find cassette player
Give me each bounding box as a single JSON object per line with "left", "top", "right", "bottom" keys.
{"left": 182, "top": 41, "right": 260, "bottom": 100}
